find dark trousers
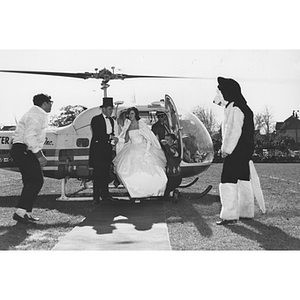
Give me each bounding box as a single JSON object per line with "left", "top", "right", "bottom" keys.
{"left": 91, "top": 144, "right": 112, "bottom": 200}
{"left": 221, "top": 153, "right": 251, "bottom": 184}
{"left": 10, "top": 143, "right": 44, "bottom": 212}
{"left": 164, "top": 174, "right": 182, "bottom": 198}
{"left": 93, "top": 162, "right": 111, "bottom": 200}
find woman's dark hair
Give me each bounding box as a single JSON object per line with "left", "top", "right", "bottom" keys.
{"left": 126, "top": 107, "right": 141, "bottom": 121}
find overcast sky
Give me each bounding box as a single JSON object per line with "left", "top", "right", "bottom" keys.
{"left": 1, "top": 1, "right": 300, "bottom": 129}
{"left": 0, "top": 49, "right": 299, "bottom": 127}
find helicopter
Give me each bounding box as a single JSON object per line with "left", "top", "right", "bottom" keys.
{"left": 0, "top": 67, "right": 214, "bottom": 200}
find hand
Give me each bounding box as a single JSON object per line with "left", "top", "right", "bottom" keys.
{"left": 123, "top": 119, "right": 131, "bottom": 129}
{"left": 35, "top": 150, "right": 47, "bottom": 167}
{"left": 38, "top": 156, "right": 47, "bottom": 167}
{"left": 112, "top": 136, "right": 119, "bottom": 144}
{"left": 222, "top": 151, "right": 229, "bottom": 158}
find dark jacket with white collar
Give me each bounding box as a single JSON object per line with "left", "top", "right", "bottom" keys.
{"left": 89, "top": 114, "right": 114, "bottom": 168}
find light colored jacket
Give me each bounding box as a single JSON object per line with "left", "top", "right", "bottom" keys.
{"left": 221, "top": 102, "right": 244, "bottom": 155}
{"left": 12, "top": 105, "right": 48, "bottom": 153}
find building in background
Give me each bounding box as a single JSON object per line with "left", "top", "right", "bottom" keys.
{"left": 275, "top": 110, "right": 300, "bottom": 144}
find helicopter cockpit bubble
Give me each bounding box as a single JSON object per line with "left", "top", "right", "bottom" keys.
{"left": 177, "top": 107, "right": 214, "bottom": 164}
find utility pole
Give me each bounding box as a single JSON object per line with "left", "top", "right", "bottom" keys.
{"left": 293, "top": 110, "right": 299, "bottom": 148}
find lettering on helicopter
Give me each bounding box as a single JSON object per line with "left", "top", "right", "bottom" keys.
{"left": 44, "top": 137, "right": 54, "bottom": 146}
{"left": 0, "top": 136, "right": 10, "bottom": 144}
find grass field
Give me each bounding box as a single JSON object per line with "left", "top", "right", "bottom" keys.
{"left": 0, "top": 163, "right": 299, "bottom": 250}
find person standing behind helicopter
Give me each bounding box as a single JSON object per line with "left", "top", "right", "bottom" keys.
{"left": 89, "top": 97, "right": 119, "bottom": 204}
{"left": 151, "top": 111, "right": 170, "bottom": 142}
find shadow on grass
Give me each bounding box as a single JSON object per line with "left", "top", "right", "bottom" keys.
{"left": 0, "top": 224, "right": 30, "bottom": 250}
{"left": 165, "top": 193, "right": 220, "bottom": 238}
{"left": 0, "top": 222, "right": 77, "bottom": 250}
{"left": 225, "top": 219, "right": 300, "bottom": 250}
{"left": 79, "top": 200, "right": 165, "bottom": 235}
{"left": 0, "top": 195, "right": 94, "bottom": 216}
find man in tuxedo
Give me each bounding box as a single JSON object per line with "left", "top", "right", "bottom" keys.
{"left": 89, "top": 97, "right": 119, "bottom": 204}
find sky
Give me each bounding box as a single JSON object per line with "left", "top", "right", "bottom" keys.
{"left": 0, "top": 49, "right": 299, "bottom": 128}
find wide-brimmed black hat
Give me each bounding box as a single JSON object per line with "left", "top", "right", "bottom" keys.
{"left": 100, "top": 97, "right": 114, "bottom": 108}
{"left": 217, "top": 77, "right": 246, "bottom": 104}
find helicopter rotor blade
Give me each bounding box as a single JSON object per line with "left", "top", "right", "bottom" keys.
{"left": 115, "top": 73, "right": 202, "bottom": 80}
{"left": 0, "top": 70, "right": 93, "bottom": 79}
{"left": 0, "top": 69, "right": 209, "bottom": 82}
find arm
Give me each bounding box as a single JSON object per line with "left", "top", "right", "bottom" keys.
{"left": 221, "top": 105, "right": 244, "bottom": 155}
{"left": 24, "top": 115, "right": 42, "bottom": 153}
{"left": 163, "top": 143, "right": 180, "bottom": 157}
{"left": 139, "top": 120, "right": 161, "bottom": 150}
{"left": 116, "top": 119, "right": 130, "bottom": 154}
{"left": 24, "top": 114, "right": 47, "bottom": 166}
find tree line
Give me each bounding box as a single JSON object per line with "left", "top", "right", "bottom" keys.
{"left": 192, "top": 105, "right": 300, "bottom": 163}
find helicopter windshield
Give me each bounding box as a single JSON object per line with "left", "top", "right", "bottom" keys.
{"left": 117, "top": 108, "right": 164, "bottom": 131}
{"left": 178, "top": 107, "right": 214, "bottom": 164}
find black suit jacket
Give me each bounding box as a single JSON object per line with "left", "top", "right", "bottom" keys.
{"left": 151, "top": 121, "right": 168, "bottom": 141}
{"left": 89, "top": 114, "right": 114, "bottom": 168}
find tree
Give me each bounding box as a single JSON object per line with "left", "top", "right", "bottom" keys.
{"left": 192, "top": 105, "right": 218, "bottom": 136}
{"left": 254, "top": 113, "right": 264, "bottom": 132}
{"left": 50, "top": 105, "right": 87, "bottom": 127}
{"left": 254, "top": 106, "right": 275, "bottom": 139}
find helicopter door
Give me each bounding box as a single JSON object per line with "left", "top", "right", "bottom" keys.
{"left": 164, "top": 94, "right": 183, "bottom": 159}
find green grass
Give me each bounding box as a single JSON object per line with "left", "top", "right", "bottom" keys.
{"left": 0, "top": 163, "right": 299, "bottom": 250}
{"left": 0, "top": 173, "right": 95, "bottom": 250}
{"left": 165, "top": 163, "right": 300, "bottom": 250}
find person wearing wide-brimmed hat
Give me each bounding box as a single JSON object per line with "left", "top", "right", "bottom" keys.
{"left": 151, "top": 111, "right": 170, "bottom": 142}
{"left": 213, "top": 77, "right": 265, "bottom": 225}
{"left": 89, "top": 97, "right": 119, "bottom": 204}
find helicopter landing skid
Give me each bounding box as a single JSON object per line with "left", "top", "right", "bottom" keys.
{"left": 179, "top": 177, "right": 199, "bottom": 188}
{"left": 187, "top": 185, "right": 213, "bottom": 200}
{"left": 56, "top": 177, "right": 93, "bottom": 201}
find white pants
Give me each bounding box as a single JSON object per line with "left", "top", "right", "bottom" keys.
{"left": 219, "top": 181, "right": 254, "bottom": 220}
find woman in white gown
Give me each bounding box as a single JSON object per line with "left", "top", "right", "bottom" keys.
{"left": 113, "top": 107, "right": 167, "bottom": 199}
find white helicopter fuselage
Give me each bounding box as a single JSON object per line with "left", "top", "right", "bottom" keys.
{"left": 0, "top": 97, "right": 214, "bottom": 180}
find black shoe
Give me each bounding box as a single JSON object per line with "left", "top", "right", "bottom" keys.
{"left": 93, "top": 198, "right": 101, "bottom": 205}
{"left": 102, "top": 196, "right": 116, "bottom": 202}
{"left": 28, "top": 215, "right": 40, "bottom": 222}
{"left": 216, "top": 219, "right": 238, "bottom": 225}
{"left": 13, "top": 213, "right": 36, "bottom": 225}
{"left": 172, "top": 189, "right": 180, "bottom": 203}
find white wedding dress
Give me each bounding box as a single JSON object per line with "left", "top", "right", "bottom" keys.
{"left": 113, "top": 120, "right": 167, "bottom": 198}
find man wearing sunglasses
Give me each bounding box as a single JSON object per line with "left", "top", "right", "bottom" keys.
{"left": 151, "top": 111, "right": 170, "bottom": 142}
